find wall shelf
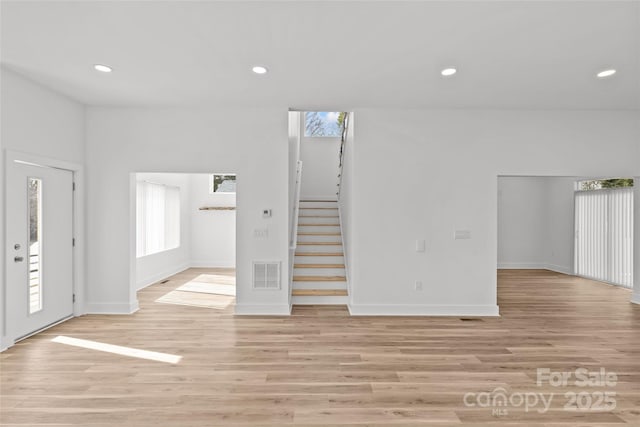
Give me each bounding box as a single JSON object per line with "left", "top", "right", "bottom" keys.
{"left": 199, "top": 206, "right": 236, "bottom": 211}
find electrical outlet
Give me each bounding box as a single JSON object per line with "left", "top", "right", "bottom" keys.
{"left": 415, "top": 281, "right": 423, "bottom": 291}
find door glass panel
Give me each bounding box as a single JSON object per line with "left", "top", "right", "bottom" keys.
{"left": 28, "top": 177, "right": 43, "bottom": 314}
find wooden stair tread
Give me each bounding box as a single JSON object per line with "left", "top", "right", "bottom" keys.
{"left": 292, "top": 289, "right": 348, "bottom": 296}
{"left": 295, "top": 252, "right": 343, "bottom": 256}
{"left": 297, "top": 242, "right": 342, "bottom": 246}
{"left": 293, "top": 276, "right": 347, "bottom": 282}
{"left": 299, "top": 207, "right": 338, "bottom": 210}
{"left": 294, "top": 264, "right": 345, "bottom": 268}
{"left": 299, "top": 215, "right": 339, "bottom": 218}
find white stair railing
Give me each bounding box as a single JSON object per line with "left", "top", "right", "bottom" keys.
{"left": 289, "top": 160, "right": 303, "bottom": 297}
{"left": 290, "top": 160, "right": 303, "bottom": 249}
{"left": 336, "top": 112, "right": 350, "bottom": 200}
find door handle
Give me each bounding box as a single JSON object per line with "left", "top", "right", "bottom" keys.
{"left": 14, "top": 256, "right": 24, "bottom": 263}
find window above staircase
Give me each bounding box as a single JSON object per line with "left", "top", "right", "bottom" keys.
{"left": 304, "top": 112, "right": 346, "bottom": 138}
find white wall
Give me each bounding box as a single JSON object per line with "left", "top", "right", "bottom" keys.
{"left": 347, "top": 109, "right": 640, "bottom": 316}
{"left": 135, "top": 173, "right": 192, "bottom": 290}
{"left": 546, "top": 177, "right": 576, "bottom": 273}
{"left": 498, "top": 176, "right": 575, "bottom": 274}
{"left": 0, "top": 67, "right": 85, "bottom": 348}
{"left": 86, "top": 108, "right": 289, "bottom": 315}
{"left": 189, "top": 174, "right": 236, "bottom": 268}
{"left": 498, "top": 177, "right": 548, "bottom": 268}
{"left": 300, "top": 132, "right": 341, "bottom": 199}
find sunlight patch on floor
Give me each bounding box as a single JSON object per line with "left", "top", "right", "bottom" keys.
{"left": 176, "top": 280, "right": 235, "bottom": 296}
{"left": 155, "top": 273, "right": 236, "bottom": 309}
{"left": 51, "top": 336, "right": 182, "bottom": 364}
{"left": 155, "top": 290, "right": 234, "bottom": 310}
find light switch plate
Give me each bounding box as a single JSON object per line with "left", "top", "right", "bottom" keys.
{"left": 254, "top": 228, "right": 269, "bottom": 238}
{"left": 415, "top": 240, "right": 425, "bottom": 252}
{"left": 454, "top": 230, "right": 471, "bottom": 240}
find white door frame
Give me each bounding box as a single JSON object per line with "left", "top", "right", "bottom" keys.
{"left": 2, "top": 150, "right": 85, "bottom": 350}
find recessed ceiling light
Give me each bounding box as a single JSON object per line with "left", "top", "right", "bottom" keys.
{"left": 441, "top": 67, "right": 457, "bottom": 77}
{"left": 93, "top": 64, "right": 113, "bottom": 73}
{"left": 252, "top": 66, "right": 268, "bottom": 74}
{"left": 596, "top": 69, "right": 616, "bottom": 78}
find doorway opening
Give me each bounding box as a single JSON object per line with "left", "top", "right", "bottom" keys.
{"left": 497, "top": 175, "right": 634, "bottom": 292}
{"left": 133, "top": 172, "right": 237, "bottom": 311}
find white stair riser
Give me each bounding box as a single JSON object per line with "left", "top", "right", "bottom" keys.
{"left": 297, "top": 234, "right": 342, "bottom": 243}
{"left": 297, "top": 216, "right": 339, "bottom": 225}
{"left": 292, "top": 282, "right": 347, "bottom": 290}
{"left": 295, "top": 245, "right": 343, "bottom": 253}
{"left": 295, "top": 255, "right": 344, "bottom": 264}
{"left": 299, "top": 201, "right": 337, "bottom": 208}
{"left": 293, "top": 268, "right": 346, "bottom": 276}
{"left": 297, "top": 225, "right": 340, "bottom": 233}
{"left": 298, "top": 208, "right": 339, "bottom": 216}
{"left": 292, "top": 295, "right": 349, "bottom": 305}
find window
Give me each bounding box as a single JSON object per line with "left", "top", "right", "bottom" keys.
{"left": 136, "top": 181, "right": 180, "bottom": 257}
{"left": 575, "top": 180, "right": 634, "bottom": 288}
{"left": 28, "top": 177, "right": 43, "bottom": 314}
{"left": 304, "top": 112, "right": 346, "bottom": 137}
{"left": 209, "top": 174, "right": 236, "bottom": 194}
{"left": 577, "top": 178, "right": 634, "bottom": 191}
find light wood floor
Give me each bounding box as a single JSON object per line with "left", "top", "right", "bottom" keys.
{"left": 1, "top": 268, "right": 639, "bottom": 426}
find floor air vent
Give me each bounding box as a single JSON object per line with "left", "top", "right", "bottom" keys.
{"left": 460, "top": 318, "right": 483, "bottom": 322}
{"left": 252, "top": 261, "right": 280, "bottom": 290}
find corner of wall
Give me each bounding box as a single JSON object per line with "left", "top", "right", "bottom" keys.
{"left": 85, "top": 300, "right": 139, "bottom": 315}
{"left": 0, "top": 335, "right": 10, "bottom": 353}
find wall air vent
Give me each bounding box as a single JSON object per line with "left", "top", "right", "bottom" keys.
{"left": 252, "top": 261, "right": 281, "bottom": 290}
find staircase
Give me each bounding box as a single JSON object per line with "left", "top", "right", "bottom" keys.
{"left": 292, "top": 200, "right": 348, "bottom": 305}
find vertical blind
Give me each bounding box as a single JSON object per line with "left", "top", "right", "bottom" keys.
{"left": 575, "top": 187, "right": 634, "bottom": 288}
{"left": 136, "top": 181, "right": 180, "bottom": 257}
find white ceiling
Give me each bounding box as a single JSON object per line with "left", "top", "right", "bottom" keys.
{"left": 2, "top": 1, "right": 639, "bottom": 109}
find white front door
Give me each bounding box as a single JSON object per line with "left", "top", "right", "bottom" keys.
{"left": 6, "top": 160, "right": 74, "bottom": 341}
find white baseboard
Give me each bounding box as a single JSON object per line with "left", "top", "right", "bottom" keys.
{"left": 85, "top": 300, "right": 139, "bottom": 315}
{"left": 234, "top": 304, "right": 291, "bottom": 315}
{"left": 631, "top": 293, "right": 640, "bottom": 305}
{"left": 545, "top": 263, "right": 573, "bottom": 275}
{"left": 347, "top": 304, "right": 500, "bottom": 317}
{"left": 498, "top": 262, "right": 547, "bottom": 270}
{"left": 498, "top": 263, "right": 572, "bottom": 275}
{"left": 190, "top": 260, "right": 235, "bottom": 268}
{"left": 136, "top": 262, "right": 191, "bottom": 290}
